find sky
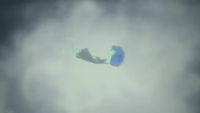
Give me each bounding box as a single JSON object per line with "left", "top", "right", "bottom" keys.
{"left": 0, "top": 0, "right": 200, "bottom": 113}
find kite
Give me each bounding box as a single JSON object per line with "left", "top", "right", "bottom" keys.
{"left": 72, "top": 42, "right": 124, "bottom": 67}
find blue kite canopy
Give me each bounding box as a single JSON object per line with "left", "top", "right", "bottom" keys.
{"left": 110, "top": 46, "right": 124, "bottom": 66}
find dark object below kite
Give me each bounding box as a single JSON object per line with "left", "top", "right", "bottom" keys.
{"left": 76, "top": 48, "right": 107, "bottom": 64}
{"left": 73, "top": 45, "right": 124, "bottom": 67}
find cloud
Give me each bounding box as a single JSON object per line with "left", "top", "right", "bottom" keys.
{"left": 1, "top": 1, "right": 200, "bottom": 113}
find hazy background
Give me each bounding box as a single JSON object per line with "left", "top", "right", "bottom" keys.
{"left": 0, "top": 0, "right": 200, "bottom": 113}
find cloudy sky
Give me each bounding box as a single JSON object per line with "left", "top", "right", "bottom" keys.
{"left": 0, "top": 0, "right": 200, "bottom": 113}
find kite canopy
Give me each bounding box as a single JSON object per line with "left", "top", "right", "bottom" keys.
{"left": 110, "top": 46, "right": 124, "bottom": 66}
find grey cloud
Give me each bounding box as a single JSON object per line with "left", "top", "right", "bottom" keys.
{"left": 0, "top": 1, "right": 200, "bottom": 113}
